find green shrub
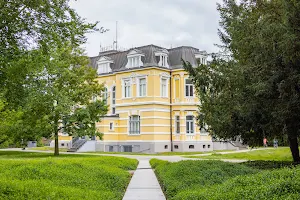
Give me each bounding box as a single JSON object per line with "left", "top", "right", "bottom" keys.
{"left": 241, "top": 160, "right": 294, "bottom": 170}
{"left": 150, "top": 159, "right": 258, "bottom": 199}
{"left": 174, "top": 166, "right": 300, "bottom": 200}
{"left": 150, "top": 158, "right": 169, "bottom": 169}
{"left": 0, "top": 152, "right": 138, "bottom": 199}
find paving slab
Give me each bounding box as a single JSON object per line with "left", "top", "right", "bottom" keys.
{"left": 123, "top": 160, "right": 166, "bottom": 200}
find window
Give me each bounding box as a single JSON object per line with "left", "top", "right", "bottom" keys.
{"left": 185, "top": 79, "right": 194, "bottom": 97}
{"left": 111, "top": 86, "right": 116, "bottom": 114}
{"left": 61, "top": 143, "right": 65, "bottom": 147}
{"left": 161, "top": 55, "right": 167, "bottom": 67}
{"left": 126, "top": 50, "right": 144, "bottom": 68}
{"left": 203, "top": 145, "right": 206, "bottom": 149}
{"left": 129, "top": 115, "right": 140, "bottom": 134}
{"left": 102, "top": 87, "right": 108, "bottom": 104}
{"left": 123, "top": 145, "right": 133, "bottom": 152}
{"left": 208, "top": 145, "right": 211, "bottom": 149}
{"left": 175, "top": 116, "right": 180, "bottom": 134}
{"left": 186, "top": 115, "right": 194, "bottom": 134}
{"left": 109, "top": 146, "right": 114, "bottom": 152}
{"left": 97, "top": 63, "right": 111, "bottom": 74}
{"left": 128, "top": 57, "right": 140, "bottom": 68}
{"left": 155, "top": 50, "right": 169, "bottom": 68}
{"left": 92, "top": 95, "right": 97, "bottom": 102}
{"left": 124, "top": 79, "right": 131, "bottom": 98}
{"left": 164, "top": 145, "right": 168, "bottom": 149}
{"left": 138, "top": 78, "right": 146, "bottom": 97}
{"left": 189, "top": 145, "right": 194, "bottom": 149}
{"left": 174, "top": 145, "right": 179, "bottom": 149}
{"left": 109, "top": 122, "right": 114, "bottom": 131}
{"left": 161, "top": 78, "right": 168, "bottom": 97}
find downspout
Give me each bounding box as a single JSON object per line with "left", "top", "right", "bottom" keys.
{"left": 170, "top": 70, "right": 173, "bottom": 152}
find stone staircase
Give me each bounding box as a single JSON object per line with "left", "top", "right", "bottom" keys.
{"left": 229, "top": 141, "right": 248, "bottom": 150}
{"left": 67, "top": 138, "right": 87, "bottom": 152}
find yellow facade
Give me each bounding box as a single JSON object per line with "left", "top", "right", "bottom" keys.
{"left": 58, "top": 45, "right": 213, "bottom": 153}
{"left": 96, "top": 66, "right": 212, "bottom": 152}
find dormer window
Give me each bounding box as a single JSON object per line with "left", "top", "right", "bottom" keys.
{"left": 155, "top": 49, "right": 169, "bottom": 68}
{"left": 126, "top": 49, "right": 144, "bottom": 68}
{"left": 195, "top": 51, "right": 208, "bottom": 65}
{"left": 97, "top": 56, "right": 113, "bottom": 74}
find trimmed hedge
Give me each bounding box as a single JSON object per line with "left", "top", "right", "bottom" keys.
{"left": 0, "top": 152, "right": 138, "bottom": 199}
{"left": 151, "top": 159, "right": 300, "bottom": 200}
{"left": 150, "top": 159, "right": 258, "bottom": 199}
{"left": 174, "top": 167, "right": 300, "bottom": 200}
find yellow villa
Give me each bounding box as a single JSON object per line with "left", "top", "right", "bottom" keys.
{"left": 53, "top": 44, "right": 239, "bottom": 153}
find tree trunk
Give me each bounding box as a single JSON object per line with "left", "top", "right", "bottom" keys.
{"left": 54, "top": 130, "right": 59, "bottom": 156}
{"left": 288, "top": 135, "right": 300, "bottom": 163}
{"left": 286, "top": 119, "right": 300, "bottom": 163}
{"left": 54, "top": 114, "right": 59, "bottom": 156}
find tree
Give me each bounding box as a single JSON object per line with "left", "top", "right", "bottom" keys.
{"left": 0, "top": 0, "right": 108, "bottom": 155}
{"left": 184, "top": 0, "right": 300, "bottom": 162}
{"left": 22, "top": 46, "right": 108, "bottom": 156}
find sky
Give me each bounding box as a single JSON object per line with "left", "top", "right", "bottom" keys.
{"left": 70, "top": 0, "right": 223, "bottom": 57}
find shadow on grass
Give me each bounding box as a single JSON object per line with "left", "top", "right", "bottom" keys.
{"left": 0, "top": 151, "right": 91, "bottom": 159}
{"left": 241, "top": 160, "right": 295, "bottom": 170}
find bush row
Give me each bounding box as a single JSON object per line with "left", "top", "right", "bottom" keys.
{"left": 151, "top": 159, "right": 300, "bottom": 200}
{"left": 150, "top": 159, "right": 258, "bottom": 199}
{"left": 174, "top": 166, "right": 300, "bottom": 200}
{"left": 0, "top": 154, "right": 138, "bottom": 200}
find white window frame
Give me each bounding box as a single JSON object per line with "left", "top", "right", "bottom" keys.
{"left": 129, "top": 115, "right": 140, "bottom": 135}
{"left": 97, "top": 56, "right": 113, "bottom": 74}
{"left": 185, "top": 78, "right": 194, "bottom": 98}
{"left": 111, "top": 86, "right": 116, "bottom": 114}
{"left": 137, "top": 76, "right": 147, "bottom": 97}
{"left": 160, "top": 77, "right": 168, "bottom": 97}
{"left": 122, "top": 78, "right": 131, "bottom": 98}
{"left": 155, "top": 50, "right": 169, "bottom": 68}
{"left": 186, "top": 115, "right": 195, "bottom": 134}
{"left": 125, "top": 50, "right": 144, "bottom": 68}
{"left": 175, "top": 116, "right": 180, "bottom": 134}
{"left": 102, "top": 87, "right": 108, "bottom": 104}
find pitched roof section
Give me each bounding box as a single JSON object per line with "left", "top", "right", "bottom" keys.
{"left": 89, "top": 44, "right": 205, "bottom": 72}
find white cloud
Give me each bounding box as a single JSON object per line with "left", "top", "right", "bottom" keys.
{"left": 70, "top": 0, "right": 223, "bottom": 56}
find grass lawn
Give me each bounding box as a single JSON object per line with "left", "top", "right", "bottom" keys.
{"left": 150, "top": 159, "right": 298, "bottom": 200}
{"left": 186, "top": 147, "right": 292, "bottom": 161}
{"left": 28, "top": 146, "right": 68, "bottom": 152}
{"left": 0, "top": 151, "right": 138, "bottom": 200}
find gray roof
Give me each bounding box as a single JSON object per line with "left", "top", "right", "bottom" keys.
{"left": 89, "top": 44, "right": 206, "bottom": 73}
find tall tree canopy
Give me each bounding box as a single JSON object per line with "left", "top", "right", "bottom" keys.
{"left": 0, "top": 0, "right": 108, "bottom": 155}
{"left": 184, "top": 0, "right": 300, "bottom": 162}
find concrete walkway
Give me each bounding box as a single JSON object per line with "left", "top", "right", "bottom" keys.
{"left": 123, "top": 160, "right": 166, "bottom": 200}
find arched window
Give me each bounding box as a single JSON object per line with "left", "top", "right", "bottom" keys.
{"left": 111, "top": 86, "right": 116, "bottom": 114}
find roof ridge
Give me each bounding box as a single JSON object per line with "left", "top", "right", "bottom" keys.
{"left": 168, "top": 46, "right": 199, "bottom": 51}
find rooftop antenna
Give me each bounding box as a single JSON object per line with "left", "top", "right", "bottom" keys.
{"left": 113, "top": 21, "right": 118, "bottom": 50}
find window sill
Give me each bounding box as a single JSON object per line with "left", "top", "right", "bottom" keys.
{"left": 128, "top": 133, "right": 141, "bottom": 136}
